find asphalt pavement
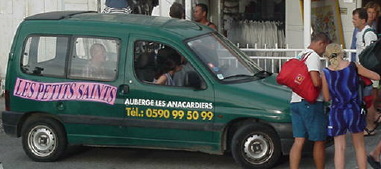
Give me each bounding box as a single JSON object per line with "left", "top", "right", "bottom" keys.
{"left": 1, "top": 96, "right": 381, "bottom": 169}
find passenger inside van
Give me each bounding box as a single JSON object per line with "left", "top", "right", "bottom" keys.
{"left": 154, "top": 47, "right": 184, "bottom": 86}
{"left": 82, "top": 43, "right": 114, "bottom": 80}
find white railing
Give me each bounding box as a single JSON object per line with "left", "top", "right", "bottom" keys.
{"left": 240, "top": 47, "right": 356, "bottom": 73}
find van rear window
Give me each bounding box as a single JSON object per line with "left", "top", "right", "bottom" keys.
{"left": 68, "top": 37, "right": 119, "bottom": 81}
{"left": 21, "top": 36, "right": 68, "bottom": 77}
{"left": 20, "top": 35, "right": 120, "bottom": 81}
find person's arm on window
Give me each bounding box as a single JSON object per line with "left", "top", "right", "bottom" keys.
{"left": 154, "top": 75, "right": 168, "bottom": 85}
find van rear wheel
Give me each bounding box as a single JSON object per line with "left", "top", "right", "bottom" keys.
{"left": 231, "top": 123, "right": 281, "bottom": 169}
{"left": 21, "top": 116, "right": 67, "bottom": 162}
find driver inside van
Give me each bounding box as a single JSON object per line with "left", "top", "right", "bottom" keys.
{"left": 82, "top": 43, "right": 110, "bottom": 80}
{"left": 154, "top": 47, "right": 185, "bottom": 86}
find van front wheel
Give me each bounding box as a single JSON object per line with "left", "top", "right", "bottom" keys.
{"left": 21, "top": 117, "right": 67, "bottom": 162}
{"left": 231, "top": 123, "right": 281, "bottom": 169}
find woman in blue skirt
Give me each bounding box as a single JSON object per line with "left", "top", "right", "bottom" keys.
{"left": 322, "top": 43, "right": 380, "bottom": 169}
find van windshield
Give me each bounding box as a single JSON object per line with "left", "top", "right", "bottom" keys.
{"left": 186, "top": 33, "right": 263, "bottom": 81}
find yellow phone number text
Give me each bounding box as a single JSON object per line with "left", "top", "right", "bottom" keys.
{"left": 126, "top": 107, "right": 214, "bottom": 121}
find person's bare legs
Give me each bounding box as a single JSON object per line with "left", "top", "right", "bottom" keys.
{"left": 314, "top": 140, "right": 326, "bottom": 169}
{"left": 369, "top": 140, "right": 381, "bottom": 162}
{"left": 366, "top": 105, "right": 378, "bottom": 129}
{"left": 352, "top": 132, "right": 367, "bottom": 169}
{"left": 333, "top": 135, "right": 346, "bottom": 169}
{"left": 373, "top": 88, "right": 380, "bottom": 122}
{"left": 366, "top": 89, "right": 380, "bottom": 134}
{"left": 290, "top": 137, "right": 305, "bottom": 169}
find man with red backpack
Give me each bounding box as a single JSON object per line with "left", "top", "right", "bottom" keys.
{"left": 289, "top": 32, "right": 331, "bottom": 169}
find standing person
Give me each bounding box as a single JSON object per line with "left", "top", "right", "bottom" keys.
{"left": 193, "top": 3, "right": 217, "bottom": 30}
{"left": 350, "top": 2, "right": 380, "bottom": 62}
{"left": 365, "top": 1, "right": 381, "bottom": 32}
{"left": 169, "top": 2, "right": 185, "bottom": 19}
{"left": 289, "top": 32, "right": 330, "bottom": 169}
{"left": 352, "top": 8, "right": 380, "bottom": 136}
{"left": 154, "top": 47, "right": 184, "bottom": 86}
{"left": 322, "top": 43, "right": 380, "bottom": 169}
{"left": 364, "top": 2, "right": 381, "bottom": 136}
{"left": 168, "top": 2, "right": 187, "bottom": 86}
{"left": 103, "top": 0, "right": 132, "bottom": 14}
{"left": 353, "top": 8, "right": 378, "bottom": 63}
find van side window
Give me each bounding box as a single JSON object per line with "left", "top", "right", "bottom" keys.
{"left": 134, "top": 41, "right": 158, "bottom": 83}
{"left": 21, "top": 36, "right": 68, "bottom": 77}
{"left": 134, "top": 41, "right": 196, "bottom": 87}
{"left": 69, "top": 37, "right": 119, "bottom": 81}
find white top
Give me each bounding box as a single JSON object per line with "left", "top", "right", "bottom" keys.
{"left": 355, "top": 25, "right": 378, "bottom": 62}
{"left": 290, "top": 49, "right": 324, "bottom": 103}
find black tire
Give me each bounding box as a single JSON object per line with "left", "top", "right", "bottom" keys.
{"left": 231, "top": 123, "right": 281, "bottom": 169}
{"left": 21, "top": 116, "right": 67, "bottom": 162}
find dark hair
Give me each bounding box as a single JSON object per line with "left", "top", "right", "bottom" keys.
{"left": 155, "top": 47, "right": 182, "bottom": 79}
{"left": 353, "top": 8, "right": 368, "bottom": 22}
{"left": 311, "top": 32, "right": 331, "bottom": 43}
{"left": 170, "top": 2, "right": 185, "bottom": 19}
{"left": 155, "top": 59, "right": 177, "bottom": 79}
{"left": 157, "top": 47, "right": 181, "bottom": 65}
{"left": 196, "top": 3, "right": 208, "bottom": 16}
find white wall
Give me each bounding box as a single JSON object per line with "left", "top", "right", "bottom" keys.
{"left": 151, "top": 0, "right": 174, "bottom": 17}
{"left": 285, "top": 0, "right": 304, "bottom": 49}
{"left": 0, "top": 0, "right": 103, "bottom": 77}
{"left": 0, "top": 0, "right": 363, "bottom": 77}
{"left": 286, "top": 0, "right": 360, "bottom": 49}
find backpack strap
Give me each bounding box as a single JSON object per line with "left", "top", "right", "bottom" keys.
{"left": 362, "top": 28, "right": 376, "bottom": 44}
{"left": 300, "top": 52, "right": 312, "bottom": 62}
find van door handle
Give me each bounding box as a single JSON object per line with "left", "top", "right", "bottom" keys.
{"left": 119, "top": 84, "right": 129, "bottom": 94}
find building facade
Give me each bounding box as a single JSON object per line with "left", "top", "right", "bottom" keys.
{"left": 0, "top": 0, "right": 364, "bottom": 76}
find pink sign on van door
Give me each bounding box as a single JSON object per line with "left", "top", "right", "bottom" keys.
{"left": 13, "top": 78, "right": 117, "bottom": 105}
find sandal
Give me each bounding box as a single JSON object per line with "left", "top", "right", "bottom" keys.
{"left": 365, "top": 128, "right": 376, "bottom": 136}
{"left": 367, "top": 155, "right": 381, "bottom": 169}
{"left": 375, "top": 114, "right": 381, "bottom": 126}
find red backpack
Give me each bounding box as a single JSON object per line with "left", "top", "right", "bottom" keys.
{"left": 276, "top": 53, "right": 320, "bottom": 103}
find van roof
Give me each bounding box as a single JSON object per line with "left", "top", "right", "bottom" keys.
{"left": 23, "top": 11, "right": 213, "bottom": 39}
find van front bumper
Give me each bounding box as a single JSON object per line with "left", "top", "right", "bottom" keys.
{"left": 1, "top": 111, "right": 24, "bottom": 137}
{"left": 269, "top": 122, "right": 333, "bottom": 155}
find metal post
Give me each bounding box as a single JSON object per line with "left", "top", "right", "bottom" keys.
{"left": 185, "top": 0, "right": 192, "bottom": 20}
{"left": 303, "top": 0, "right": 311, "bottom": 48}
{"left": 97, "top": 0, "right": 102, "bottom": 13}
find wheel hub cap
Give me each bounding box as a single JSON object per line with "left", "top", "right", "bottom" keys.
{"left": 243, "top": 134, "right": 273, "bottom": 164}
{"left": 28, "top": 125, "right": 56, "bottom": 157}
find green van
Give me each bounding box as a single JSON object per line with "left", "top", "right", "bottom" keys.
{"left": 2, "top": 11, "right": 293, "bottom": 169}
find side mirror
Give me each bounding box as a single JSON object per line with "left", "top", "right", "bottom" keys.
{"left": 184, "top": 71, "right": 202, "bottom": 89}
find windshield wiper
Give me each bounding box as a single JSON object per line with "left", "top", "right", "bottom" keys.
{"left": 223, "top": 74, "right": 253, "bottom": 80}
{"left": 253, "top": 70, "right": 273, "bottom": 79}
